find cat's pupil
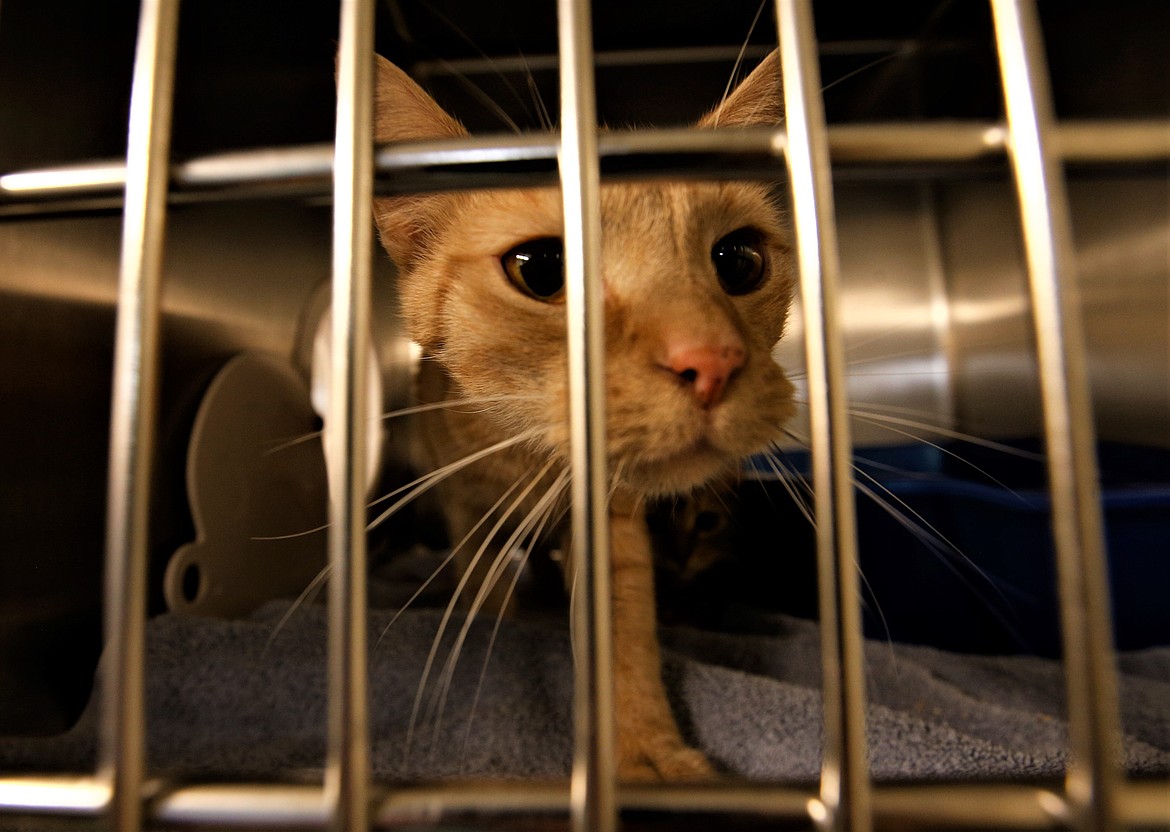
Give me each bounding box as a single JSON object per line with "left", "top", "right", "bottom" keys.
{"left": 711, "top": 228, "right": 766, "bottom": 295}
{"left": 501, "top": 237, "right": 565, "bottom": 302}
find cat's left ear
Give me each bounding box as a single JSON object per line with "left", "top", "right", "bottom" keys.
{"left": 698, "top": 50, "right": 783, "bottom": 128}
{"left": 370, "top": 54, "right": 468, "bottom": 268}
{"left": 373, "top": 54, "right": 467, "bottom": 144}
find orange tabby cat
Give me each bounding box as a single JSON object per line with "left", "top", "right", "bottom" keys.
{"left": 373, "top": 51, "right": 795, "bottom": 779}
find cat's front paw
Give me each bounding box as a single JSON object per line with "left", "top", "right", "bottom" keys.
{"left": 618, "top": 735, "right": 717, "bottom": 781}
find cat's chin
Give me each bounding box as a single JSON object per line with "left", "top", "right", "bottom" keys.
{"left": 616, "top": 439, "right": 738, "bottom": 498}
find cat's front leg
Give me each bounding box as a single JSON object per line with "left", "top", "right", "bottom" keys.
{"left": 609, "top": 507, "right": 716, "bottom": 781}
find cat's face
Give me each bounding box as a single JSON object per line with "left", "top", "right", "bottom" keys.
{"left": 374, "top": 54, "right": 795, "bottom": 497}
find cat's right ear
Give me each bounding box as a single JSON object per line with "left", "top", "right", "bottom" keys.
{"left": 371, "top": 55, "right": 467, "bottom": 266}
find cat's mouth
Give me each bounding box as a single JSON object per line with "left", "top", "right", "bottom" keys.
{"left": 610, "top": 390, "right": 793, "bottom": 497}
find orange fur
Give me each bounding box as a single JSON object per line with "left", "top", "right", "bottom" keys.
{"left": 374, "top": 52, "right": 793, "bottom": 780}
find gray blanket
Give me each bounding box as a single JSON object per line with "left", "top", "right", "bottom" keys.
{"left": 3, "top": 588, "right": 1169, "bottom": 783}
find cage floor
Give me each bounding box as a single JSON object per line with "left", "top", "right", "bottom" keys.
{"left": 2, "top": 548, "right": 1167, "bottom": 782}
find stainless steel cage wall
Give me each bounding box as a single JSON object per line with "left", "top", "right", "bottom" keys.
{"left": 1, "top": 0, "right": 1169, "bottom": 830}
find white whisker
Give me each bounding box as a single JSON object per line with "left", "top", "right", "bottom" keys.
{"left": 374, "top": 465, "right": 536, "bottom": 650}
{"left": 377, "top": 394, "right": 538, "bottom": 422}
{"left": 607, "top": 459, "right": 626, "bottom": 503}
{"left": 516, "top": 49, "right": 553, "bottom": 131}
{"left": 459, "top": 470, "right": 571, "bottom": 765}
{"left": 427, "top": 466, "right": 569, "bottom": 750}
{"left": 713, "top": 0, "right": 768, "bottom": 126}
{"left": 262, "top": 563, "right": 331, "bottom": 652}
{"left": 844, "top": 398, "right": 961, "bottom": 423}
{"left": 846, "top": 408, "right": 1044, "bottom": 459}
{"left": 367, "top": 428, "right": 541, "bottom": 530}
{"left": 850, "top": 465, "right": 1017, "bottom": 611}
{"left": 263, "top": 394, "right": 534, "bottom": 456}
{"left": 850, "top": 474, "right": 1026, "bottom": 647}
{"left": 820, "top": 46, "right": 912, "bottom": 96}
{"left": 263, "top": 431, "right": 322, "bottom": 456}
{"left": 405, "top": 457, "right": 558, "bottom": 755}
{"left": 787, "top": 345, "right": 944, "bottom": 380}
{"left": 782, "top": 424, "right": 1025, "bottom": 644}
{"left": 845, "top": 411, "right": 1038, "bottom": 502}
{"left": 251, "top": 522, "right": 330, "bottom": 542}
{"left": 761, "top": 446, "right": 815, "bottom": 527}
{"left": 254, "top": 428, "right": 540, "bottom": 541}
{"left": 415, "top": 0, "right": 538, "bottom": 130}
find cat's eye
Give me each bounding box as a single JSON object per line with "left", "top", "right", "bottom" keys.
{"left": 711, "top": 228, "right": 766, "bottom": 295}
{"left": 501, "top": 237, "right": 565, "bottom": 302}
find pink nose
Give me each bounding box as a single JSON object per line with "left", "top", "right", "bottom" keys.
{"left": 664, "top": 343, "right": 746, "bottom": 409}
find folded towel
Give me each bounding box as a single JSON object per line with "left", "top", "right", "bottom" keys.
{"left": 3, "top": 583, "right": 1167, "bottom": 783}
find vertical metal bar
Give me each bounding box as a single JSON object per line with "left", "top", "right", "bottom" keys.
{"left": 989, "top": 2, "right": 1121, "bottom": 830}
{"left": 775, "top": 3, "right": 872, "bottom": 832}
{"left": 557, "top": 0, "right": 616, "bottom": 830}
{"left": 99, "top": 1, "right": 181, "bottom": 830}
{"left": 328, "top": 0, "right": 375, "bottom": 829}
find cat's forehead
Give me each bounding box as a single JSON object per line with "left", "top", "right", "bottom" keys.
{"left": 456, "top": 181, "right": 781, "bottom": 252}
{"left": 601, "top": 182, "right": 782, "bottom": 239}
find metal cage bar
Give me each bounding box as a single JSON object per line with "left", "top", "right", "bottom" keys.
{"left": 99, "top": 1, "right": 182, "bottom": 830}
{"left": 556, "top": 1, "right": 618, "bottom": 831}
{"left": 2, "top": 1, "right": 1168, "bottom": 831}
{"left": 3, "top": 121, "right": 1168, "bottom": 217}
{"left": 775, "top": 2, "right": 872, "bottom": 832}
{"left": 326, "top": 0, "right": 376, "bottom": 829}
{"left": 990, "top": 2, "right": 1123, "bottom": 830}
{"left": 6, "top": 777, "right": 1170, "bottom": 828}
